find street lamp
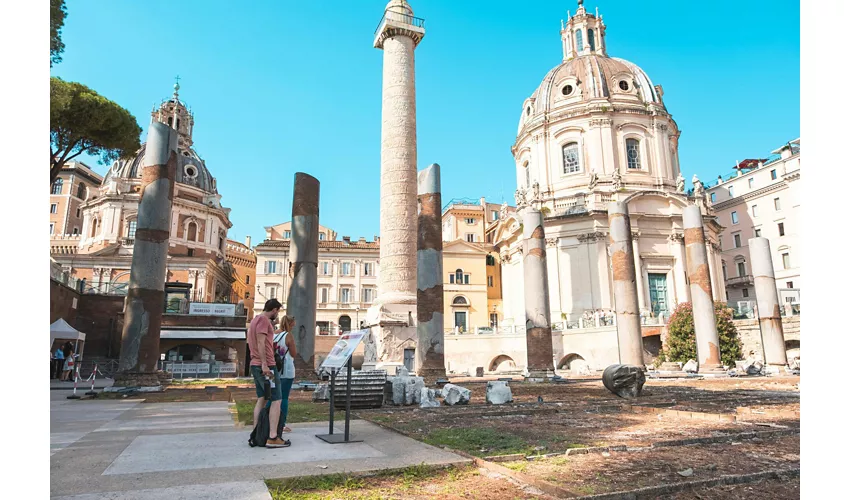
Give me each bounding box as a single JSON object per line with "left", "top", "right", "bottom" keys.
{"left": 355, "top": 305, "right": 361, "bottom": 331}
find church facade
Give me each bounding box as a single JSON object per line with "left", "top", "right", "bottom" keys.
{"left": 493, "top": 3, "right": 724, "bottom": 341}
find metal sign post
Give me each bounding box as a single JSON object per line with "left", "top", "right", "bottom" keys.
{"left": 316, "top": 330, "right": 364, "bottom": 444}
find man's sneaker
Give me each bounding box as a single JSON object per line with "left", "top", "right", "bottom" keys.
{"left": 266, "top": 437, "right": 291, "bottom": 448}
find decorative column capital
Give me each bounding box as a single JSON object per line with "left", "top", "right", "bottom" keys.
{"left": 545, "top": 237, "right": 559, "bottom": 248}
{"left": 668, "top": 232, "right": 684, "bottom": 243}
{"left": 577, "top": 231, "right": 606, "bottom": 243}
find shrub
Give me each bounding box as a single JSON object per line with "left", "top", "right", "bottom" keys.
{"left": 664, "top": 301, "right": 743, "bottom": 367}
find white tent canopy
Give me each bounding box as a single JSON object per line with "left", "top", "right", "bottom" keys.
{"left": 50, "top": 318, "right": 86, "bottom": 346}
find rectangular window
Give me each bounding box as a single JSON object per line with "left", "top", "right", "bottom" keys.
{"left": 748, "top": 178, "right": 754, "bottom": 188}
{"left": 340, "top": 288, "right": 351, "bottom": 303}
{"left": 466, "top": 233, "right": 476, "bottom": 243}
{"left": 786, "top": 281, "right": 794, "bottom": 289}
{"left": 754, "top": 228, "right": 762, "bottom": 237}
{"left": 737, "top": 262, "right": 746, "bottom": 277}
{"left": 563, "top": 142, "right": 581, "bottom": 173}
{"left": 487, "top": 276, "right": 494, "bottom": 287}
{"left": 188, "top": 248, "right": 194, "bottom": 257}
{"left": 76, "top": 208, "right": 81, "bottom": 217}
{"left": 770, "top": 169, "right": 777, "bottom": 180}
{"left": 268, "top": 287, "right": 277, "bottom": 299}
{"left": 284, "top": 230, "right": 291, "bottom": 239}
{"left": 363, "top": 263, "right": 373, "bottom": 276}
{"left": 49, "top": 223, "right": 55, "bottom": 234}
{"left": 742, "top": 288, "right": 749, "bottom": 298}
{"left": 50, "top": 203, "right": 58, "bottom": 214}
{"left": 625, "top": 139, "right": 641, "bottom": 169}
{"left": 774, "top": 198, "right": 781, "bottom": 210}
{"left": 320, "top": 288, "right": 328, "bottom": 303}
{"left": 463, "top": 274, "right": 470, "bottom": 285}
{"left": 752, "top": 205, "right": 758, "bottom": 217}
{"left": 318, "top": 233, "right": 325, "bottom": 240}
{"left": 320, "top": 262, "right": 330, "bottom": 275}
{"left": 722, "top": 265, "right": 727, "bottom": 281}
{"left": 127, "top": 220, "right": 137, "bottom": 239}
{"left": 489, "top": 313, "right": 499, "bottom": 329}
{"left": 778, "top": 222, "right": 785, "bottom": 236}
{"left": 731, "top": 211, "right": 739, "bottom": 224}
{"left": 246, "top": 275, "right": 250, "bottom": 284}
{"left": 342, "top": 262, "right": 352, "bottom": 275}
{"left": 710, "top": 192, "right": 716, "bottom": 203}
{"left": 362, "top": 288, "right": 374, "bottom": 303}
{"left": 733, "top": 234, "right": 741, "bottom": 248}
{"left": 492, "top": 210, "right": 499, "bottom": 221}
{"left": 267, "top": 261, "right": 277, "bottom": 274}
{"left": 449, "top": 274, "right": 455, "bottom": 284}
{"left": 465, "top": 218, "right": 476, "bottom": 225}
{"left": 782, "top": 253, "right": 790, "bottom": 269}
{"left": 728, "top": 186, "right": 735, "bottom": 197}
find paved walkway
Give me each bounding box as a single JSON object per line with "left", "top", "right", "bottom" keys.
{"left": 50, "top": 390, "right": 468, "bottom": 499}
{"left": 50, "top": 378, "right": 114, "bottom": 391}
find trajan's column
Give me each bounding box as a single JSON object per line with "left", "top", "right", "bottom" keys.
{"left": 363, "top": 0, "right": 426, "bottom": 372}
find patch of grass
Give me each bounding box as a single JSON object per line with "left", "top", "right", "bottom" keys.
{"left": 504, "top": 461, "right": 528, "bottom": 473}
{"left": 423, "top": 427, "right": 534, "bottom": 457}
{"left": 266, "top": 474, "right": 366, "bottom": 500}
{"left": 235, "top": 400, "right": 349, "bottom": 426}
{"left": 551, "top": 456, "right": 570, "bottom": 466}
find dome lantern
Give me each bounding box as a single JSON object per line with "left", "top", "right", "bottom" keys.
{"left": 151, "top": 77, "right": 195, "bottom": 150}
{"left": 561, "top": 1, "right": 607, "bottom": 61}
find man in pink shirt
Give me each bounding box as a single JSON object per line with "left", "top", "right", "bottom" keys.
{"left": 247, "top": 299, "right": 289, "bottom": 448}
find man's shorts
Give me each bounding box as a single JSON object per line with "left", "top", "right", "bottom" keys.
{"left": 251, "top": 365, "right": 282, "bottom": 401}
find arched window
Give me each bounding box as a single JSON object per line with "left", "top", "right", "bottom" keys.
{"left": 187, "top": 221, "right": 197, "bottom": 241}
{"left": 455, "top": 269, "right": 464, "bottom": 284}
{"left": 52, "top": 178, "right": 63, "bottom": 195}
{"left": 76, "top": 183, "right": 87, "bottom": 199}
{"left": 91, "top": 218, "right": 99, "bottom": 237}
{"left": 562, "top": 142, "right": 581, "bottom": 174}
{"left": 127, "top": 220, "right": 137, "bottom": 239}
{"left": 575, "top": 30, "right": 584, "bottom": 52}
{"left": 452, "top": 296, "right": 468, "bottom": 306}
{"left": 524, "top": 161, "right": 531, "bottom": 187}
{"left": 588, "top": 29, "right": 596, "bottom": 51}
{"left": 626, "top": 138, "right": 642, "bottom": 169}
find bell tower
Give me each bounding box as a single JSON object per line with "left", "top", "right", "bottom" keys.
{"left": 561, "top": 0, "right": 607, "bottom": 61}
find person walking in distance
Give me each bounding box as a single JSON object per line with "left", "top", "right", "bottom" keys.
{"left": 247, "top": 299, "right": 289, "bottom": 448}
{"left": 274, "top": 315, "right": 298, "bottom": 435}
{"left": 53, "top": 345, "right": 65, "bottom": 379}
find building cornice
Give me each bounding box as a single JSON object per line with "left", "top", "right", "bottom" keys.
{"left": 710, "top": 181, "right": 788, "bottom": 211}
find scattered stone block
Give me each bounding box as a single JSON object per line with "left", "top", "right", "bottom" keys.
{"left": 570, "top": 359, "right": 592, "bottom": 376}
{"left": 485, "top": 381, "right": 513, "bottom": 405}
{"left": 476, "top": 367, "right": 485, "bottom": 377}
{"left": 602, "top": 364, "right": 646, "bottom": 398}
{"left": 682, "top": 359, "right": 698, "bottom": 373}
{"left": 405, "top": 377, "right": 425, "bottom": 405}
{"left": 442, "top": 384, "right": 470, "bottom": 405}
{"left": 388, "top": 371, "right": 425, "bottom": 405}
{"left": 312, "top": 383, "right": 329, "bottom": 402}
{"left": 419, "top": 387, "right": 441, "bottom": 408}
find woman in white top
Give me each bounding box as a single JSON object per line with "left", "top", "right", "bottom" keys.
{"left": 274, "top": 316, "right": 297, "bottom": 434}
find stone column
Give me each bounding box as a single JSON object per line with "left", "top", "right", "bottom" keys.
{"left": 522, "top": 209, "right": 555, "bottom": 379}
{"left": 607, "top": 202, "right": 644, "bottom": 367}
{"left": 749, "top": 237, "right": 788, "bottom": 366}
{"left": 706, "top": 240, "right": 719, "bottom": 301}
{"left": 416, "top": 163, "right": 445, "bottom": 380}
{"left": 116, "top": 122, "right": 177, "bottom": 383}
{"left": 286, "top": 173, "right": 320, "bottom": 373}
{"left": 683, "top": 205, "right": 723, "bottom": 372}
{"left": 364, "top": 1, "right": 426, "bottom": 371}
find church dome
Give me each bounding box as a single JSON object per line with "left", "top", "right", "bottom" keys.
{"left": 103, "top": 144, "right": 217, "bottom": 194}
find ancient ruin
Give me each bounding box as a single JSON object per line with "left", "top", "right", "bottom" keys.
{"left": 750, "top": 237, "right": 788, "bottom": 367}
{"left": 286, "top": 172, "right": 320, "bottom": 371}
{"left": 607, "top": 202, "right": 644, "bottom": 367}
{"left": 416, "top": 163, "right": 446, "bottom": 380}
{"left": 522, "top": 208, "right": 556, "bottom": 379}
{"left": 116, "top": 121, "right": 178, "bottom": 385}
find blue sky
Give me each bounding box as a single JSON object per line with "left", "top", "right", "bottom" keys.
{"left": 51, "top": 0, "right": 800, "bottom": 245}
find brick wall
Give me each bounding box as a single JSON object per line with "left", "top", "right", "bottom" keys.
{"left": 75, "top": 294, "right": 126, "bottom": 358}
{"left": 733, "top": 315, "right": 801, "bottom": 359}
{"left": 50, "top": 279, "right": 80, "bottom": 325}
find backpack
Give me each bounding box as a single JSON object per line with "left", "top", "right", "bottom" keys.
{"left": 248, "top": 405, "right": 270, "bottom": 447}
{"left": 273, "top": 332, "right": 289, "bottom": 373}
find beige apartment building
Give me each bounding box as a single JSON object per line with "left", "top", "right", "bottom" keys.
{"left": 707, "top": 138, "right": 800, "bottom": 312}
{"left": 50, "top": 161, "right": 103, "bottom": 237}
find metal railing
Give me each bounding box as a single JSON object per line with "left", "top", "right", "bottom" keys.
{"left": 726, "top": 275, "right": 754, "bottom": 287}
{"left": 375, "top": 11, "right": 425, "bottom": 34}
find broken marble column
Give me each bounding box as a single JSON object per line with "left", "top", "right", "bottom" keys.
{"left": 116, "top": 122, "right": 178, "bottom": 384}
{"left": 607, "top": 202, "right": 644, "bottom": 367}
{"left": 683, "top": 205, "right": 724, "bottom": 372}
{"left": 749, "top": 237, "right": 788, "bottom": 367}
{"left": 442, "top": 383, "right": 471, "bottom": 405}
{"left": 286, "top": 173, "right": 320, "bottom": 373}
{"left": 416, "top": 163, "right": 446, "bottom": 380}
{"left": 522, "top": 209, "right": 556, "bottom": 379}
{"left": 602, "top": 364, "right": 646, "bottom": 398}
{"left": 485, "top": 381, "right": 514, "bottom": 405}
{"left": 419, "top": 387, "right": 441, "bottom": 408}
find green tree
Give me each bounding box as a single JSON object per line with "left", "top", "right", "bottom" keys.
{"left": 663, "top": 301, "right": 743, "bottom": 368}
{"left": 50, "top": 77, "right": 142, "bottom": 185}
{"left": 51, "top": 0, "right": 67, "bottom": 66}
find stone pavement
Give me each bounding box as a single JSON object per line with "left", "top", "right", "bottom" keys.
{"left": 51, "top": 378, "right": 114, "bottom": 391}
{"left": 50, "top": 390, "right": 468, "bottom": 499}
